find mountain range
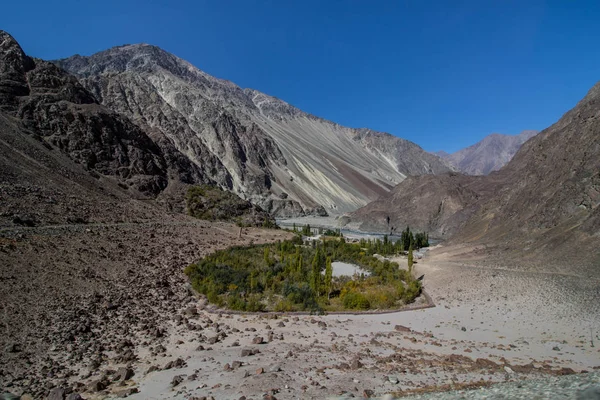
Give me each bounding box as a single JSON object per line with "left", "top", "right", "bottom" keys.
{"left": 2, "top": 28, "right": 596, "bottom": 269}
{"left": 349, "top": 85, "right": 600, "bottom": 270}
{"left": 436, "top": 130, "right": 539, "bottom": 175}
{"left": 53, "top": 44, "right": 451, "bottom": 217}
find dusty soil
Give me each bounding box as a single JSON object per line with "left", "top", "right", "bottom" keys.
{"left": 0, "top": 219, "right": 293, "bottom": 399}
{"left": 2, "top": 225, "right": 598, "bottom": 400}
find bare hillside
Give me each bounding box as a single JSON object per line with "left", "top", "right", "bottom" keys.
{"left": 55, "top": 44, "right": 451, "bottom": 216}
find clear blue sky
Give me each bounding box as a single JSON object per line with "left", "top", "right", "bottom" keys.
{"left": 2, "top": 0, "right": 599, "bottom": 152}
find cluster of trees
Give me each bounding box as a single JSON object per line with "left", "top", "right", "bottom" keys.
{"left": 322, "top": 228, "right": 343, "bottom": 237}
{"left": 289, "top": 224, "right": 343, "bottom": 238}
{"left": 399, "top": 226, "right": 429, "bottom": 250}
{"left": 355, "top": 227, "right": 428, "bottom": 258}
{"left": 358, "top": 235, "right": 398, "bottom": 256}
{"left": 185, "top": 235, "right": 422, "bottom": 313}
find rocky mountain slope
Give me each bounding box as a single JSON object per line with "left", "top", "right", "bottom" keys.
{"left": 55, "top": 44, "right": 451, "bottom": 216}
{"left": 0, "top": 30, "right": 276, "bottom": 228}
{"left": 185, "top": 185, "right": 275, "bottom": 227}
{"left": 437, "top": 130, "right": 538, "bottom": 175}
{"left": 349, "top": 84, "right": 600, "bottom": 269}
{"left": 0, "top": 30, "right": 219, "bottom": 203}
{"left": 347, "top": 173, "right": 485, "bottom": 238}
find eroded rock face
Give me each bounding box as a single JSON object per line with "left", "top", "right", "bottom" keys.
{"left": 349, "top": 172, "right": 484, "bottom": 238}
{"left": 55, "top": 43, "right": 452, "bottom": 216}
{"left": 186, "top": 185, "right": 275, "bottom": 227}
{"left": 0, "top": 31, "right": 174, "bottom": 195}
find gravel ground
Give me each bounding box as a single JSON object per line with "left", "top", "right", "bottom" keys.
{"left": 2, "top": 222, "right": 598, "bottom": 399}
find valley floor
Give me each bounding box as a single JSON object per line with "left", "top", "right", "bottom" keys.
{"left": 1, "top": 224, "right": 598, "bottom": 399}
{"left": 128, "top": 245, "right": 600, "bottom": 399}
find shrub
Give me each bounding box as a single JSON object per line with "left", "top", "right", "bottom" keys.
{"left": 364, "top": 288, "right": 396, "bottom": 309}
{"left": 227, "top": 295, "right": 246, "bottom": 311}
{"left": 207, "top": 290, "right": 223, "bottom": 307}
{"left": 245, "top": 295, "right": 266, "bottom": 312}
{"left": 273, "top": 298, "right": 295, "bottom": 312}
{"left": 342, "top": 291, "right": 370, "bottom": 310}
{"left": 403, "top": 280, "right": 422, "bottom": 303}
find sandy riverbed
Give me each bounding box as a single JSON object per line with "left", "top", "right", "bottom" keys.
{"left": 115, "top": 242, "right": 600, "bottom": 400}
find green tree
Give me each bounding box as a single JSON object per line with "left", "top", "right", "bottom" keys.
{"left": 311, "top": 248, "right": 322, "bottom": 296}
{"left": 297, "top": 254, "right": 303, "bottom": 274}
{"left": 407, "top": 243, "right": 414, "bottom": 273}
{"left": 324, "top": 257, "right": 333, "bottom": 299}
{"left": 301, "top": 224, "right": 312, "bottom": 236}
{"left": 250, "top": 271, "right": 257, "bottom": 293}
{"left": 401, "top": 226, "right": 412, "bottom": 251}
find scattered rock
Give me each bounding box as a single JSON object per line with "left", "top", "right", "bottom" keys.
{"left": 147, "top": 365, "right": 159, "bottom": 374}
{"left": 164, "top": 358, "right": 186, "bottom": 370}
{"left": 351, "top": 359, "right": 363, "bottom": 370}
{"left": 252, "top": 336, "right": 265, "bottom": 345}
{"left": 171, "top": 375, "right": 185, "bottom": 387}
{"left": 394, "top": 325, "right": 411, "bottom": 333}
{"left": 241, "top": 349, "right": 256, "bottom": 357}
{"left": 184, "top": 306, "right": 198, "bottom": 316}
{"left": 558, "top": 367, "right": 576, "bottom": 375}
{"left": 114, "top": 367, "right": 134, "bottom": 382}
{"left": 475, "top": 358, "right": 498, "bottom": 369}
{"left": 207, "top": 336, "right": 219, "bottom": 345}
{"left": 47, "top": 387, "right": 66, "bottom": 400}
{"left": 88, "top": 380, "right": 106, "bottom": 392}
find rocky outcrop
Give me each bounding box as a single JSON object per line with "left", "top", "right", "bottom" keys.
{"left": 437, "top": 130, "right": 538, "bottom": 175}
{"left": 55, "top": 44, "right": 451, "bottom": 216}
{"left": 0, "top": 30, "right": 210, "bottom": 196}
{"left": 185, "top": 185, "right": 275, "bottom": 227}
{"left": 349, "top": 173, "right": 485, "bottom": 238}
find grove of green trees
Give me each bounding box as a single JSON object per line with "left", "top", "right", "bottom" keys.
{"left": 185, "top": 233, "right": 424, "bottom": 313}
